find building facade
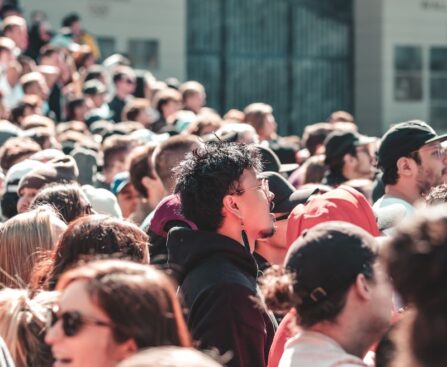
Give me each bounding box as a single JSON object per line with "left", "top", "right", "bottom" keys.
{"left": 356, "top": 0, "right": 447, "bottom": 135}
{"left": 20, "top": 0, "right": 447, "bottom": 135}
{"left": 21, "top": 0, "right": 186, "bottom": 81}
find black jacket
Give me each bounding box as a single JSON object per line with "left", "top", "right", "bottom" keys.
{"left": 167, "top": 228, "right": 275, "bottom": 367}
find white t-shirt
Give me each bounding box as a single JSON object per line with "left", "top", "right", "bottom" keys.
{"left": 373, "top": 196, "right": 415, "bottom": 235}
{"left": 279, "top": 331, "right": 368, "bottom": 367}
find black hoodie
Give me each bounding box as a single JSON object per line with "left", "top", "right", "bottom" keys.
{"left": 167, "top": 227, "right": 275, "bottom": 367}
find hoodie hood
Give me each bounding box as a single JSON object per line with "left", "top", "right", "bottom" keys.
{"left": 167, "top": 227, "right": 258, "bottom": 282}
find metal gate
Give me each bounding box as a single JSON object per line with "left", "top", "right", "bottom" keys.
{"left": 187, "top": 0, "right": 353, "bottom": 136}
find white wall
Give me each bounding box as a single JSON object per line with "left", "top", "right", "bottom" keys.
{"left": 20, "top": 0, "right": 186, "bottom": 80}
{"left": 356, "top": 0, "right": 447, "bottom": 135}
{"left": 383, "top": 0, "right": 447, "bottom": 131}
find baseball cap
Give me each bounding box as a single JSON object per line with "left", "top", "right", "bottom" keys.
{"left": 260, "top": 171, "right": 318, "bottom": 213}
{"left": 324, "top": 131, "right": 375, "bottom": 165}
{"left": 4, "top": 159, "right": 46, "bottom": 194}
{"left": 255, "top": 144, "right": 298, "bottom": 173}
{"left": 285, "top": 221, "right": 377, "bottom": 308}
{"left": 17, "top": 156, "right": 79, "bottom": 194}
{"left": 111, "top": 171, "right": 131, "bottom": 195}
{"left": 378, "top": 120, "right": 447, "bottom": 169}
{"left": 82, "top": 184, "right": 122, "bottom": 218}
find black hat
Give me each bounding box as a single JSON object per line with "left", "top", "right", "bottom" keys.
{"left": 285, "top": 221, "right": 377, "bottom": 307}
{"left": 324, "top": 131, "right": 375, "bottom": 165}
{"left": 378, "top": 120, "right": 447, "bottom": 169}
{"left": 260, "top": 171, "right": 318, "bottom": 213}
{"left": 255, "top": 144, "right": 298, "bottom": 173}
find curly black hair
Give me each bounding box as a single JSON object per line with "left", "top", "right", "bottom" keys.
{"left": 174, "top": 142, "right": 261, "bottom": 231}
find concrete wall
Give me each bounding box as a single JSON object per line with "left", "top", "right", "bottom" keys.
{"left": 20, "top": 0, "right": 186, "bottom": 80}
{"left": 355, "top": 0, "right": 384, "bottom": 136}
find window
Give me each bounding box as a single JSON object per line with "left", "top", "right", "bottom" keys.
{"left": 394, "top": 46, "right": 423, "bottom": 101}
{"left": 128, "top": 39, "right": 159, "bottom": 70}
{"left": 430, "top": 47, "right": 447, "bottom": 130}
{"left": 96, "top": 37, "right": 116, "bottom": 62}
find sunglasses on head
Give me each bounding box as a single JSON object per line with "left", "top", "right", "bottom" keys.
{"left": 46, "top": 305, "right": 113, "bottom": 337}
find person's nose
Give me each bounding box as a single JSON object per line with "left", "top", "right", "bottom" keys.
{"left": 44, "top": 320, "right": 63, "bottom": 346}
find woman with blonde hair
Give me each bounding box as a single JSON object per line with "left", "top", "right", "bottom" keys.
{"left": 0, "top": 205, "right": 66, "bottom": 288}
{"left": 0, "top": 287, "right": 56, "bottom": 367}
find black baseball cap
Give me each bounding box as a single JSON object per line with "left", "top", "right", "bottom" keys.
{"left": 378, "top": 120, "right": 447, "bottom": 168}
{"left": 255, "top": 144, "right": 298, "bottom": 173}
{"left": 285, "top": 221, "right": 377, "bottom": 307}
{"left": 324, "top": 131, "right": 375, "bottom": 165}
{"left": 260, "top": 171, "right": 318, "bottom": 213}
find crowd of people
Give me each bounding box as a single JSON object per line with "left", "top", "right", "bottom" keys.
{"left": 0, "top": 2, "right": 445, "bottom": 367}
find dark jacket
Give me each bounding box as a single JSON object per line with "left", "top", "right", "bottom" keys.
{"left": 108, "top": 95, "right": 126, "bottom": 122}
{"left": 167, "top": 228, "right": 275, "bottom": 367}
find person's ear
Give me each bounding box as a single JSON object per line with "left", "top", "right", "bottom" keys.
{"left": 222, "top": 194, "right": 242, "bottom": 219}
{"left": 141, "top": 176, "right": 156, "bottom": 195}
{"left": 354, "top": 273, "right": 372, "bottom": 301}
{"left": 114, "top": 338, "right": 137, "bottom": 362}
{"left": 396, "top": 157, "right": 416, "bottom": 177}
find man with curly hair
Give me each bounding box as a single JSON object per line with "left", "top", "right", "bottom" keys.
{"left": 167, "top": 141, "right": 276, "bottom": 367}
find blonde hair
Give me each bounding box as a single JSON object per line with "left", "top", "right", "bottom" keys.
{"left": 0, "top": 288, "right": 57, "bottom": 367}
{"left": 0, "top": 206, "right": 59, "bottom": 288}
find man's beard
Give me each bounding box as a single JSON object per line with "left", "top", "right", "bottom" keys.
{"left": 417, "top": 167, "right": 440, "bottom": 195}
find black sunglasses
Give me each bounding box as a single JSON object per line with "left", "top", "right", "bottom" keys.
{"left": 47, "top": 305, "right": 113, "bottom": 337}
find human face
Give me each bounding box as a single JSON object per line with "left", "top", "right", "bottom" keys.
{"left": 353, "top": 144, "right": 374, "bottom": 179}
{"left": 259, "top": 113, "right": 277, "bottom": 141}
{"left": 117, "top": 183, "right": 140, "bottom": 219}
{"left": 186, "top": 92, "right": 205, "bottom": 114}
{"left": 256, "top": 212, "right": 289, "bottom": 265}
{"left": 162, "top": 99, "right": 182, "bottom": 119}
{"left": 233, "top": 169, "right": 275, "bottom": 246}
{"left": 17, "top": 187, "right": 39, "bottom": 213}
{"left": 415, "top": 143, "right": 447, "bottom": 194}
{"left": 45, "top": 280, "right": 134, "bottom": 367}
{"left": 117, "top": 76, "right": 136, "bottom": 96}
{"left": 366, "top": 262, "right": 393, "bottom": 338}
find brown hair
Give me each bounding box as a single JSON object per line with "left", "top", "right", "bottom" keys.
{"left": 122, "top": 98, "right": 150, "bottom": 122}
{"left": 383, "top": 205, "right": 447, "bottom": 367}
{"left": 42, "top": 215, "right": 149, "bottom": 290}
{"left": 153, "top": 135, "right": 201, "bottom": 193}
{"left": 0, "top": 137, "right": 41, "bottom": 172}
{"left": 102, "top": 135, "right": 138, "bottom": 171}
{"left": 153, "top": 88, "right": 181, "bottom": 114}
{"left": 178, "top": 81, "right": 204, "bottom": 103}
{"left": 128, "top": 143, "right": 158, "bottom": 198}
{"left": 243, "top": 103, "right": 273, "bottom": 134}
{"left": 57, "top": 259, "right": 192, "bottom": 349}
{"left": 30, "top": 183, "right": 93, "bottom": 223}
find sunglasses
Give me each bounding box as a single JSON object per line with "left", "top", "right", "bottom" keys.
{"left": 46, "top": 305, "right": 114, "bottom": 337}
